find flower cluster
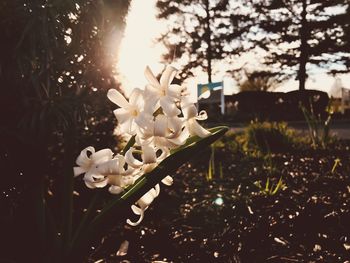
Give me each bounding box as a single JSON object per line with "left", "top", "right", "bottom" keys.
{"left": 74, "top": 65, "right": 210, "bottom": 225}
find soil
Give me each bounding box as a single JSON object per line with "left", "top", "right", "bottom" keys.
{"left": 88, "top": 143, "right": 350, "bottom": 263}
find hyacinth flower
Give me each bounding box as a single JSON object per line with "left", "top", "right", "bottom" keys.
{"left": 107, "top": 87, "right": 151, "bottom": 135}
{"left": 136, "top": 114, "right": 186, "bottom": 149}
{"left": 125, "top": 145, "right": 173, "bottom": 185}
{"left": 73, "top": 147, "right": 114, "bottom": 177}
{"left": 83, "top": 155, "right": 135, "bottom": 194}
{"left": 144, "top": 65, "right": 182, "bottom": 117}
{"left": 63, "top": 64, "right": 227, "bottom": 262}
{"left": 181, "top": 96, "right": 211, "bottom": 138}
{"left": 127, "top": 184, "right": 160, "bottom": 226}
{"left": 73, "top": 65, "right": 227, "bottom": 228}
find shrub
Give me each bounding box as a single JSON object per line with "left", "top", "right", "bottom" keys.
{"left": 242, "top": 121, "right": 296, "bottom": 154}
{"left": 224, "top": 90, "right": 329, "bottom": 122}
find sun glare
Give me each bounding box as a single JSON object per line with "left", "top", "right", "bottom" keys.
{"left": 116, "top": 0, "right": 166, "bottom": 97}
{"left": 116, "top": 1, "right": 350, "bottom": 99}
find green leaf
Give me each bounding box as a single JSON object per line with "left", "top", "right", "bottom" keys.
{"left": 171, "top": 126, "right": 226, "bottom": 154}
{"left": 271, "top": 177, "right": 283, "bottom": 195}
{"left": 121, "top": 135, "right": 136, "bottom": 155}
{"left": 265, "top": 177, "right": 270, "bottom": 192}
{"left": 97, "top": 126, "right": 228, "bottom": 217}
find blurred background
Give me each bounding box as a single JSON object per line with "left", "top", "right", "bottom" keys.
{"left": 0, "top": 0, "right": 350, "bottom": 261}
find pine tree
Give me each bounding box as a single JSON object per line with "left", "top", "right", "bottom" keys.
{"left": 252, "top": 0, "right": 349, "bottom": 90}
{"left": 156, "top": 0, "right": 252, "bottom": 82}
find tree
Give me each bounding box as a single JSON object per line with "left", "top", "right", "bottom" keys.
{"left": 156, "top": 0, "right": 252, "bottom": 82}
{"left": 252, "top": 0, "right": 350, "bottom": 90}
{"left": 325, "top": 0, "right": 350, "bottom": 74}
{"left": 0, "top": 1, "right": 130, "bottom": 261}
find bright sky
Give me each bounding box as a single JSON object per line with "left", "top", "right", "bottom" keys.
{"left": 116, "top": 0, "right": 165, "bottom": 96}
{"left": 117, "top": 0, "right": 350, "bottom": 99}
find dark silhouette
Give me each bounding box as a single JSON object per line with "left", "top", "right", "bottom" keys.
{"left": 156, "top": 0, "right": 252, "bottom": 81}
{"left": 238, "top": 70, "right": 280, "bottom": 92}
{"left": 0, "top": 1, "right": 130, "bottom": 261}
{"left": 252, "top": 0, "right": 349, "bottom": 90}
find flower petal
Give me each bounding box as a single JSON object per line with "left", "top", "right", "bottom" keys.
{"left": 160, "top": 96, "right": 181, "bottom": 117}
{"left": 167, "top": 127, "right": 189, "bottom": 146}
{"left": 84, "top": 180, "right": 96, "bottom": 189}
{"left": 126, "top": 209, "right": 144, "bottom": 226}
{"left": 76, "top": 146, "right": 95, "bottom": 167}
{"left": 135, "top": 112, "right": 153, "bottom": 131}
{"left": 196, "top": 110, "right": 208, "bottom": 121}
{"left": 188, "top": 119, "right": 211, "bottom": 138}
{"left": 113, "top": 108, "right": 131, "bottom": 124}
{"left": 138, "top": 190, "right": 155, "bottom": 209}
{"left": 125, "top": 147, "right": 143, "bottom": 168}
{"left": 92, "top": 178, "right": 109, "bottom": 188}
{"left": 181, "top": 101, "right": 198, "bottom": 119}
{"left": 160, "top": 65, "right": 177, "bottom": 89}
{"left": 156, "top": 146, "right": 170, "bottom": 161}
{"left": 167, "top": 84, "right": 182, "bottom": 99}
{"left": 142, "top": 145, "right": 157, "bottom": 164}
{"left": 131, "top": 204, "right": 142, "bottom": 215}
{"left": 91, "top": 149, "right": 114, "bottom": 165}
{"left": 73, "top": 166, "right": 86, "bottom": 177}
{"left": 161, "top": 175, "right": 173, "bottom": 186}
{"left": 119, "top": 118, "right": 134, "bottom": 135}
{"left": 107, "top": 174, "right": 122, "bottom": 186}
{"left": 154, "top": 184, "right": 160, "bottom": 196}
{"left": 108, "top": 185, "right": 124, "bottom": 194}
{"left": 167, "top": 116, "right": 183, "bottom": 139}
{"left": 143, "top": 91, "right": 160, "bottom": 113}
{"left": 154, "top": 114, "right": 168, "bottom": 137}
{"left": 129, "top": 88, "right": 144, "bottom": 107}
{"left": 107, "top": 89, "right": 130, "bottom": 109}
{"left": 144, "top": 66, "right": 160, "bottom": 88}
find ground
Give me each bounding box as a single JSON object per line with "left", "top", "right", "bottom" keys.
{"left": 89, "top": 140, "right": 350, "bottom": 263}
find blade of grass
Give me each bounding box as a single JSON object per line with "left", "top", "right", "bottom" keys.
{"left": 219, "top": 162, "right": 223, "bottom": 179}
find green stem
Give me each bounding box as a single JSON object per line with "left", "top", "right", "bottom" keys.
{"left": 69, "top": 191, "right": 101, "bottom": 250}
{"left": 61, "top": 126, "right": 76, "bottom": 256}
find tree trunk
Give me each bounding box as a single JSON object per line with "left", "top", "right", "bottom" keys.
{"left": 204, "top": 0, "right": 212, "bottom": 83}
{"left": 298, "top": 0, "right": 308, "bottom": 91}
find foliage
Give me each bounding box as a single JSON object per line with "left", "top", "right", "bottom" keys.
{"left": 224, "top": 89, "right": 329, "bottom": 122}
{"left": 206, "top": 144, "right": 224, "bottom": 181}
{"left": 0, "top": 0, "right": 131, "bottom": 153}
{"left": 156, "top": 0, "right": 253, "bottom": 81}
{"left": 254, "top": 177, "right": 286, "bottom": 196}
{"left": 331, "top": 158, "right": 341, "bottom": 173}
{"left": 242, "top": 121, "right": 296, "bottom": 154}
{"left": 0, "top": 1, "right": 131, "bottom": 262}
{"left": 300, "top": 101, "right": 334, "bottom": 149}
{"left": 251, "top": 0, "right": 350, "bottom": 90}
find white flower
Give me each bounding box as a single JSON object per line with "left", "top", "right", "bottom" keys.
{"left": 136, "top": 114, "right": 187, "bottom": 148}
{"left": 125, "top": 145, "right": 173, "bottom": 186}
{"left": 84, "top": 154, "right": 135, "bottom": 194}
{"left": 144, "top": 65, "right": 182, "bottom": 117}
{"left": 181, "top": 96, "right": 211, "bottom": 138}
{"left": 73, "top": 147, "right": 113, "bottom": 177}
{"left": 126, "top": 184, "right": 160, "bottom": 226}
{"left": 74, "top": 64, "right": 213, "bottom": 227}
{"left": 107, "top": 88, "right": 151, "bottom": 135}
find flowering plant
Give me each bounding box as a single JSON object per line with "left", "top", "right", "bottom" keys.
{"left": 61, "top": 65, "right": 226, "bottom": 261}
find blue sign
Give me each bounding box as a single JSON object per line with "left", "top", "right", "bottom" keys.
{"left": 197, "top": 81, "right": 223, "bottom": 97}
